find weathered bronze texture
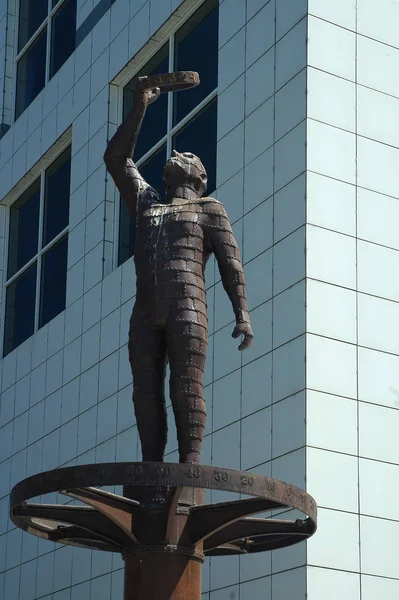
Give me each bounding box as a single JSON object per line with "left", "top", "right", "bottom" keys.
{"left": 104, "top": 72, "right": 253, "bottom": 467}
{"left": 10, "top": 462, "right": 317, "bottom": 599}
{"left": 137, "top": 71, "right": 200, "bottom": 93}
{"left": 10, "top": 462, "right": 317, "bottom": 600}
{"left": 124, "top": 552, "right": 202, "bottom": 600}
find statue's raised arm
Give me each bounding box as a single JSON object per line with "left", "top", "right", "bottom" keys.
{"left": 103, "top": 84, "right": 161, "bottom": 220}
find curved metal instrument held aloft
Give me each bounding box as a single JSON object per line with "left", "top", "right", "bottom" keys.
{"left": 138, "top": 71, "right": 200, "bottom": 93}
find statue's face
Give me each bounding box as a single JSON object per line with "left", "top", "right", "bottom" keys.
{"left": 164, "top": 150, "right": 207, "bottom": 194}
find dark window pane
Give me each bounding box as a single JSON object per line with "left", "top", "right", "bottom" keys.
{"left": 123, "top": 45, "right": 169, "bottom": 161}
{"left": 173, "top": 99, "right": 217, "bottom": 195}
{"left": 118, "top": 145, "right": 167, "bottom": 265}
{"left": 8, "top": 179, "right": 40, "bottom": 279}
{"left": 118, "top": 198, "right": 135, "bottom": 266}
{"left": 16, "top": 28, "right": 47, "bottom": 119}
{"left": 50, "top": 0, "right": 77, "bottom": 77}
{"left": 18, "top": 0, "right": 48, "bottom": 51}
{"left": 4, "top": 263, "right": 37, "bottom": 356}
{"left": 39, "top": 235, "right": 68, "bottom": 327}
{"left": 43, "top": 147, "right": 71, "bottom": 246}
{"left": 174, "top": 0, "right": 218, "bottom": 124}
{"left": 139, "top": 145, "right": 168, "bottom": 198}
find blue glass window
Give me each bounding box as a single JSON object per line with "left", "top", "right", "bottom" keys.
{"left": 8, "top": 179, "right": 40, "bottom": 278}
{"left": 15, "top": 28, "right": 47, "bottom": 120}
{"left": 173, "top": 99, "right": 217, "bottom": 194}
{"left": 4, "top": 263, "right": 37, "bottom": 356}
{"left": 16, "top": 0, "right": 77, "bottom": 118}
{"left": 123, "top": 45, "right": 169, "bottom": 161}
{"left": 43, "top": 147, "right": 71, "bottom": 246}
{"left": 39, "top": 235, "right": 68, "bottom": 327}
{"left": 18, "top": 0, "right": 48, "bottom": 51}
{"left": 50, "top": 0, "right": 77, "bottom": 77}
{"left": 173, "top": 0, "right": 218, "bottom": 125}
{"left": 139, "top": 145, "right": 168, "bottom": 198}
{"left": 4, "top": 146, "right": 71, "bottom": 356}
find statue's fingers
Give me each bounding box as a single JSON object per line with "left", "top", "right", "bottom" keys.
{"left": 146, "top": 87, "right": 161, "bottom": 104}
{"left": 238, "top": 334, "right": 253, "bottom": 351}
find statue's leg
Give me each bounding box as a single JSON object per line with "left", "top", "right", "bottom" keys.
{"left": 166, "top": 310, "right": 207, "bottom": 464}
{"left": 128, "top": 309, "right": 168, "bottom": 462}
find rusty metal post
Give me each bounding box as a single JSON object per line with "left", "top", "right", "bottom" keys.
{"left": 124, "top": 552, "right": 202, "bottom": 600}
{"left": 121, "top": 486, "right": 204, "bottom": 600}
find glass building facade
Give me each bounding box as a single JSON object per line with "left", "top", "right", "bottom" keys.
{"left": 0, "top": 0, "right": 399, "bottom": 598}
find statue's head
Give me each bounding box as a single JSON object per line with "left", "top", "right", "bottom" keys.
{"left": 163, "top": 150, "right": 208, "bottom": 197}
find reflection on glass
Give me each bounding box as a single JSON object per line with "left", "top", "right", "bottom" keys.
{"left": 173, "top": 99, "right": 217, "bottom": 194}
{"left": 18, "top": 0, "right": 48, "bottom": 51}
{"left": 50, "top": 0, "right": 77, "bottom": 77}
{"left": 8, "top": 179, "right": 40, "bottom": 279}
{"left": 4, "top": 263, "right": 37, "bottom": 356}
{"left": 39, "top": 235, "right": 68, "bottom": 327}
{"left": 174, "top": 0, "right": 218, "bottom": 125}
{"left": 16, "top": 28, "right": 47, "bottom": 119}
{"left": 43, "top": 147, "right": 71, "bottom": 247}
{"left": 123, "top": 45, "right": 169, "bottom": 161}
{"left": 118, "top": 145, "right": 167, "bottom": 265}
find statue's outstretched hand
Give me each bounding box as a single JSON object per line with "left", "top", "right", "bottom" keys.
{"left": 232, "top": 322, "right": 254, "bottom": 351}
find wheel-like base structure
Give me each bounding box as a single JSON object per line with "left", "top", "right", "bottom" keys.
{"left": 10, "top": 463, "right": 317, "bottom": 599}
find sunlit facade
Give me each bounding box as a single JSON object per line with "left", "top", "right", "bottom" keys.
{"left": 0, "top": 0, "right": 399, "bottom": 598}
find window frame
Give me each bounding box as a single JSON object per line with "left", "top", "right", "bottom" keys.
{"left": 112, "top": 0, "right": 219, "bottom": 268}
{"left": 14, "top": 0, "right": 76, "bottom": 120}
{"left": 1, "top": 133, "right": 72, "bottom": 357}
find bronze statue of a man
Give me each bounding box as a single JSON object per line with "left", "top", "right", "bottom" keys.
{"left": 104, "top": 78, "right": 253, "bottom": 466}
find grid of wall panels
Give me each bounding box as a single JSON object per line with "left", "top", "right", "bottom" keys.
{"left": 206, "top": 0, "right": 308, "bottom": 596}
{"left": 1, "top": 0, "right": 398, "bottom": 599}
{"left": 306, "top": 2, "right": 399, "bottom": 598}
{"left": 0, "top": 0, "right": 309, "bottom": 597}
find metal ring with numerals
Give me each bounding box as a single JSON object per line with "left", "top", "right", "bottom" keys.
{"left": 10, "top": 462, "right": 317, "bottom": 556}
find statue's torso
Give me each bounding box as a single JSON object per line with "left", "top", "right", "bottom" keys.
{"left": 133, "top": 194, "right": 219, "bottom": 323}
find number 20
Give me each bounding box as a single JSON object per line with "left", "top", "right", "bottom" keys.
{"left": 241, "top": 475, "right": 254, "bottom": 486}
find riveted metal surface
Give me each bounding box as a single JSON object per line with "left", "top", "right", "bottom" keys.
{"left": 10, "top": 462, "right": 316, "bottom": 523}
{"left": 10, "top": 462, "right": 316, "bottom": 556}
{"left": 138, "top": 71, "right": 200, "bottom": 93}
{"left": 104, "top": 71, "right": 253, "bottom": 468}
